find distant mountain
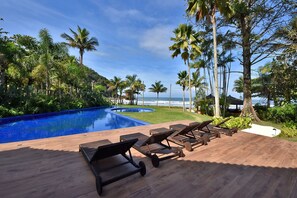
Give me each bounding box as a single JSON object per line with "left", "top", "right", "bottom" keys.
{"left": 84, "top": 66, "right": 109, "bottom": 86}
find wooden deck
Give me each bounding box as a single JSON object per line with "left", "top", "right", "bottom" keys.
{"left": 1, "top": 120, "right": 297, "bottom": 198}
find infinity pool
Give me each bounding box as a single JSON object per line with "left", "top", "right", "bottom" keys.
{"left": 0, "top": 107, "right": 148, "bottom": 143}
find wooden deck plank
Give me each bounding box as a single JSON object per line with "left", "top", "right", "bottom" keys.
{"left": 1, "top": 120, "right": 297, "bottom": 198}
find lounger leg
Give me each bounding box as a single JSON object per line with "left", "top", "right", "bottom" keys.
{"left": 202, "top": 134, "right": 209, "bottom": 145}
{"left": 139, "top": 161, "right": 146, "bottom": 176}
{"left": 151, "top": 154, "right": 160, "bottom": 168}
{"left": 96, "top": 176, "right": 103, "bottom": 196}
{"left": 184, "top": 142, "right": 193, "bottom": 151}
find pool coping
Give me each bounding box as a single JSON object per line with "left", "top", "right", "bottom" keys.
{"left": 106, "top": 107, "right": 150, "bottom": 125}
{"left": 0, "top": 106, "right": 110, "bottom": 125}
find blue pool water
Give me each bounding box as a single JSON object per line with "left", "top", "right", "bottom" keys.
{"left": 0, "top": 107, "right": 148, "bottom": 143}
{"left": 111, "top": 107, "right": 154, "bottom": 113}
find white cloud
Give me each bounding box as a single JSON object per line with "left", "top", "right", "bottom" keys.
{"left": 2, "top": 0, "right": 70, "bottom": 20}
{"left": 139, "top": 25, "right": 174, "bottom": 57}
{"left": 91, "top": 51, "right": 109, "bottom": 57}
{"left": 102, "top": 7, "right": 157, "bottom": 24}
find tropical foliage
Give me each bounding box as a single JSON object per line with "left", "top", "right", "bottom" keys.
{"left": 0, "top": 23, "right": 109, "bottom": 117}
{"left": 61, "top": 26, "right": 99, "bottom": 65}
{"left": 169, "top": 23, "right": 201, "bottom": 112}
{"left": 149, "top": 81, "right": 167, "bottom": 106}
{"left": 176, "top": 70, "right": 188, "bottom": 111}
{"left": 106, "top": 74, "right": 145, "bottom": 106}
{"left": 186, "top": 0, "right": 234, "bottom": 117}
{"left": 212, "top": 116, "right": 252, "bottom": 130}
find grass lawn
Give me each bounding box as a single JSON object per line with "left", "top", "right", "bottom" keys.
{"left": 118, "top": 105, "right": 297, "bottom": 142}
{"left": 118, "top": 105, "right": 212, "bottom": 124}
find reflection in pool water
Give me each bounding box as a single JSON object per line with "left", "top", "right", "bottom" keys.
{"left": 0, "top": 107, "right": 148, "bottom": 143}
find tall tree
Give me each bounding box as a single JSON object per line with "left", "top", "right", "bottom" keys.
{"left": 107, "top": 76, "right": 121, "bottom": 104}
{"left": 176, "top": 70, "right": 188, "bottom": 111}
{"left": 191, "top": 71, "right": 207, "bottom": 96}
{"left": 134, "top": 79, "right": 145, "bottom": 105}
{"left": 125, "top": 74, "right": 138, "bottom": 105}
{"left": 118, "top": 80, "right": 127, "bottom": 104}
{"left": 169, "top": 24, "right": 201, "bottom": 112}
{"left": 229, "top": 0, "right": 293, "bottom": 120}
{"left": 149, "top": 81, "right": 167, "bottom": 106}
{"left": 186, "top": 0, "right": 234, "bottom": 117}
{"left": 61, "top": 26, "right": 98, "bottom": 65}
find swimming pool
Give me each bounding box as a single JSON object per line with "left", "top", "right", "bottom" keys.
{"left": 111, "top": 107, "right": 154, "bottom": 113}
{"left": 0, "top": 107, "right": 148, "bottom": 143}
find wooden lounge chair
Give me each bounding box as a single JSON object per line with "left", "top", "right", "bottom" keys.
{"left": 120, "top": 131, "right": 184, "bottom": 168}
{"left": 168, "top": 122, "right": 211, "bottom": 152}
{"left": 190, "top": 117, "right": 237, "bottom": 137}
{"left": 79, "top": 139, "right": 146, "bottom": 196}
{"left": 189, "top": 120, "right": 221, "bottom": 140}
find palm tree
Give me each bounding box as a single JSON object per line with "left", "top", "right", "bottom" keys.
{"left": 169, "top": 24, "right": 201, "bottom": 112}
{"left": 134, "top": 79, "right": 145, "bottom": 105}
{"left": 191, "top": 72, "right": 207, "bottom": 96}
{"left": 38, "top": 29, "right": 67, "bottom": 95}
{"left": 125, "top": 74, "right": 138, "bottom": 105}
{"left": 176, "top": 70, "right": 188, "bottom": 111}
{"left": 61, "top": 26, "right": 98, "bottom": 65}
{"left": 186, "top": 0, "right": 233, "bottom": 117}
{"left": 233, "top": 76, "right": 244, "bottom": 94}
{"left": 107, "top": 76, "right": 121, "bottom": 104}
{"left": 149, "top": 81, "right": 167, "bottom": 106}
{"left": 118, "top": 80, "right": 127, "bottom": 104}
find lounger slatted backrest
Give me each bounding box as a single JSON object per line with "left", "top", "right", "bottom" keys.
{"left": 194, "top": 120, "right": 213, "bottom": 131}
{"left": 178, "top": 124, "right": 200, "bottom": 135}
{"left": 90, "top": 138, "right": 138, "bottom": 163}
{"left": 140, "top": 131, "right": 173, "bottom": 146}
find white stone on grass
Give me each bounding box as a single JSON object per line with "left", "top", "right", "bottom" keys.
{"left": 242, "top": 124, "right": 281, "bottom": 137}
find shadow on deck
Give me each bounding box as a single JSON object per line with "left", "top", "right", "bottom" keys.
{"left": 0, "top": 144, "right": 297, "bottom": 198}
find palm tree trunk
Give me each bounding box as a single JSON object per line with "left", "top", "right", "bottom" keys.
{"left": 240, "top": 14, "right": 260, "bottom": 121}
{"left": 46, "top": 69, "right": 50, "bottom": 96}
{"left": 212, "top": 11, "right": 220, "bottom": 117}
{"left": 182, "top": 89, "right": 185, "bottom": 112}
{"left": 157, "top": 93, "right": 159, "bottom": 106}
{"left": 207, "top": 65, "right": 213, "bottom": 95}
{"left": 79, "top": 49, "right": 83, "bottom": 65}
{"left": 203, "top": 67, "right": 207, "bottom": 96}
{"left": 187, "top": 59, "right": 192, "bottom": 112}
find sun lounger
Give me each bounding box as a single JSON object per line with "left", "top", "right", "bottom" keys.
{"left": 168, "top": 122, "right": 211, "bottom": 152}
{"left": 79, "top": 139, "right": 146, "bottom": 196}
{"left": 189, "top": 120, "right": 221, "bottom": 140}
{"left": 120, "top": 130, "right": 184, "bottom": 168}
{"left": 190, "top": 117, "right": 237, "bottom": 137}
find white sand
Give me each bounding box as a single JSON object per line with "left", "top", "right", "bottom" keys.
{"left": 242, "top": 124, "right": 281, "bottom": 137}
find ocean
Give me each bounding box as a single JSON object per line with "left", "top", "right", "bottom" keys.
{"left": 121, "top": 97, "right": 267, "bottom": 108}
{"left": 123, "top": 97, "right": 193, "bottom": 108}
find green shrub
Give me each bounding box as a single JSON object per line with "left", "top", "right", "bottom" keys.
{"left": 278, "top": 127, "right": 297, "bottom": 138}
{"left": 0, "top": 106, "right": 24, "bottom": 118}
{"left": 212, "top": 116, "right": 252, "bottom": 129}
{"left": 267, "top": 104, "right": 297, "bottom": 123}
{"left": 283, "top": 121, "right": 297, "bottom": 129}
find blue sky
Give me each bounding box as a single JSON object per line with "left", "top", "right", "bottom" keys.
{"left": 0, "top": 0, "right": 250, "bottom": 98}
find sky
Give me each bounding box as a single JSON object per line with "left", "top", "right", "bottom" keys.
{"left": 0, "top": 0, "right": 250, "bottom": 98}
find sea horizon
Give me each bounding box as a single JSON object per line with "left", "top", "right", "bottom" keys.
{"left": 121, "top": 96, "right": 268, "bottom": 108}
